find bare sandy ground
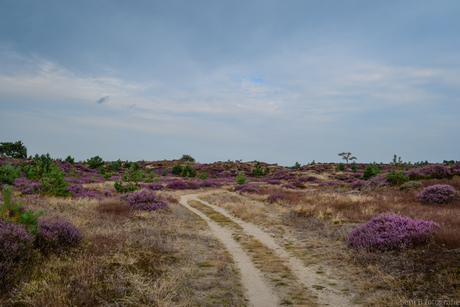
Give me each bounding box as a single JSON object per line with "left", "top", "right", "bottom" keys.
{"left": 180, "top": 194, "right": 279, "bottom": 307}
{"left": 181, "top": 194, "right": 355, "bottom": 306}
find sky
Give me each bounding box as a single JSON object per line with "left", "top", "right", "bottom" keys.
{"left": 0, "top": 0, "right": 459, "bottom": 166}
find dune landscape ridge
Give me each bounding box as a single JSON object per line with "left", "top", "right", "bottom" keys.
{"left": 0, "top": 148, "right": 460, "bottom": 306}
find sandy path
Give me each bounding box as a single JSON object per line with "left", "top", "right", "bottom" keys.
{"left": 188, "top": 194, "right": 354, "bottom": 307}
{"left": 180, "top": 195, "right": 279, "bottom": 307}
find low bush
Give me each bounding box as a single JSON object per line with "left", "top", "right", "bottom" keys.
{"left": 386, "top": 170, "right": 409, "bottom": 185}
{"left": 347, "top": 213, "right": 440, "bottom": 251}
{"left": 406, "top": 164, "right": 451, "bottom": 180}
{"left": 121, "top": 189, "right": 169, "bottom": 211}
{"left": 236, "top": 172, "right": 249, "bottom": 185}
{"left": 35, "top": 218, "right": 83, "bottom": 256}
{"left": 0, "top": 186, "right": 43, "bottom": 233}
{"left": 87, "top": 156, "right": 105, "bottom": 169}
{"left": 166, "top": 180, "right": 188, "bottom": 190}
{"left": 0, "top": 163, "right": 22, "bottom": 186}
{"left": 234, "top": 184, "right": 260, "bottom": 194}
{"left": 399, "top": 181, "right": 423, "bottom": 191}
{"left": 267, "top": 192, "right": 286, "bottom": 203}
{"left": 0, "top": 219, "right": 37, "bottom": 294}
{"left": 416, "top": 184, "right": 456, "bottom": 204}
{"left": 145, "top": 182, "right": 164, "bottom": 191}
{"left": 66, "top": 184, "right": 101, "bottom": 199}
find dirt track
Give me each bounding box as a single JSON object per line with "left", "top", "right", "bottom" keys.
{"left": 180, "top": 194, "right": 354, "bottom": 307}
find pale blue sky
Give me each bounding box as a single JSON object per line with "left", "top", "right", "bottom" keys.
{"left": 1, "top": 0, "right": 459, "bottom": 165}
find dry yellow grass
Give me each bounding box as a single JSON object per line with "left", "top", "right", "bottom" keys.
{"left": 3, "top": 191, "right": 246, "bottom": 306}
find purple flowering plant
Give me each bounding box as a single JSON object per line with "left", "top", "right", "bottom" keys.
{"left": 416, "top": 184, "right": 457, "bottom": 204}
{"left": 347, "top": 213, "right": 440, "bottom": 251}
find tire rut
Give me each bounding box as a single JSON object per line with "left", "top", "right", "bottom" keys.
{"left": 180, "top": 194, "right": 279, "bottom": 307}
{"left": 188, "top": 193, "right": 355, "bottom": 307}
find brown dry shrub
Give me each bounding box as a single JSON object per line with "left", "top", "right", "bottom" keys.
{"left": 96, "top": 198, "right": 131, "bottom": 218}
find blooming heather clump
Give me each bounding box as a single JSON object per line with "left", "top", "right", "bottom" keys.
{"left": 0, "top": 219, "right": 37, "bottom": 293}
{"left": 66, "top": 184, "right": 101, "bottom": 199}
{"left": 14, "top": 177, "right": 41, "bottom": 195}
{"left": 406, "top": 164, "right": 451, "bottom": 180}
{"left": 267, "top": 192, "right": 286, "bottom": 203}
{"left": 166, "top": 180, "right": 188, "bottom": 190}
{"left": 35, "top": 218, "right": 83, "bottom": 256}
{"left": 201, "top": 179, "right": 222, "bottom": 188}
{"left": 282, "top": 183, "right": 297, "bottom": 189}
{"left": 416, "top": 184, "right": 456, "bottom": 204}
{"left": 145, "top": 182, "right": 164, "bottom": 191}
{"left": 121, "top": 189, "right": 169, "bottom": 211}
{"left": 234, "top": 184, "right": 260, "bottom": 194}
{"left": 451, "top": 162, "right": 460, "bottom": 176}
{"left": 267, "top": 179, "right": 282, "bottom": 185}
{"left": 305, "top": 176, "right": 320, "bottom": 183}
{"left": 347, "top": 213, "right": 440, "bottom": 251}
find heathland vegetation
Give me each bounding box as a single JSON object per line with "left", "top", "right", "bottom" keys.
{"left": 1, "top": 142, "right": 459, "bottom": 305}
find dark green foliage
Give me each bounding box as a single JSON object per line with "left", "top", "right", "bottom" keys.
{"left": 292, "top": 161, "right": 301, "bottom": 169}
{"left": 264, "top": 165, "right": 270, "bottom": 176}
{"left": 180, "top": 154, "right": 195, "bottom": 163}
{"left": 162, "top": 170, "right": 168, "bottom": 176}
{"left": 338, "top": 152, "right": 356, "bottom": 164}
{"left": 386, "top": 170, "right": 409, "bottom": 185}
{"left": 65, "top": 155, "right": 75, "bottom": 164}
{"left": 181, "top": 163, "right": 197, "bottom": 177}
{"left": 107, "top": 159, "right": 123, "bottom": 171}
{"left": 363, "top": 163, "right": 381, "bottom": 180}
{"left": 0, "top": 163, "right": 22, "bottom": 185}
{"left": 171, "top": 163, "right": 183, "bottom": 175}
{"left": 0, "top": 186, "right": 44, "bottom": 234}
{"left": 0, "top": 141, "right": 27, "bottom": 158}
{"left": 236, "top": 172, "right": 249, "bottom": 185}
{"left": 198, "top": 173, "right": 208, "bottom": 180}
{"left": 103, "top": 173, "right": 112, "bottom": 181}
{"left": 144, "top": 171, "right": 156, "bottom": 183}
{"left": 87, "top": 156, "right": 105, "bottom": 169}
{"left": 24, "top": 153, "right": 53, "bottom": 180}
{"left": 114, "top": 165, "right": 143, "bottom": 193}
{"left": 351, "top": 161, "right": 358, "bottom": 173}
{"left": 252, "top": 162, "right": 264, "bottom": 178}
{"left": 335, "top": 163, "right": 345, "bottom": 171}
{"left": 40, "top": 163, "right": 70, "bottom": 197}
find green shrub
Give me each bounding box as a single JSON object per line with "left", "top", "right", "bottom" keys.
{"left": 351, "top": 161, "right": 358, "bottom": 173}
{"left": 65, "top": 155, "right": 75, "bottom": 164}
{"left": 198, "top": 173, "right": 208, "bottom": 180}
{"left": 180, "top": 154, "right": 195, "bottom": 163}
{"left": 114, "top": 165, "right": 143, "bottom": 193}
{"left": 24, "top": 153, "right": 54, "bottom": 180}
{"left": 335, "top": 163, "right": 345, "bottom": 171}
{"left": 0, "top": 185, "right": 44, "bottom": 233}
{"left": 252, "top": 162, "right": 264, "bottom": 178}
{"left": 363, "top": 163, "right": 380, "bottom": 180}
{"left": 171, "top": 163, "right": 183, "bottom": 175}
{"left": 40, "top": 163, "right": 70, "bottom": 197}
{"left": 144, "top": 171, "right": 156, "bottom": 183}
{"left": 386, "top": 170, "right": 409, "bottom": 185}
{"left": 87, "top": 156, "right": 105, "bottom": 169}
{"left": 0, "top": 163, "right": 22, "bottom": 185}
{"left": 181, "top": 163, "right": 197, "bottom": 177}
{"left": 236, "top": 172, "right": 249, "bottom": 185}
{"left": 107, "top": 159, "right": 123, "bottom": 171}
